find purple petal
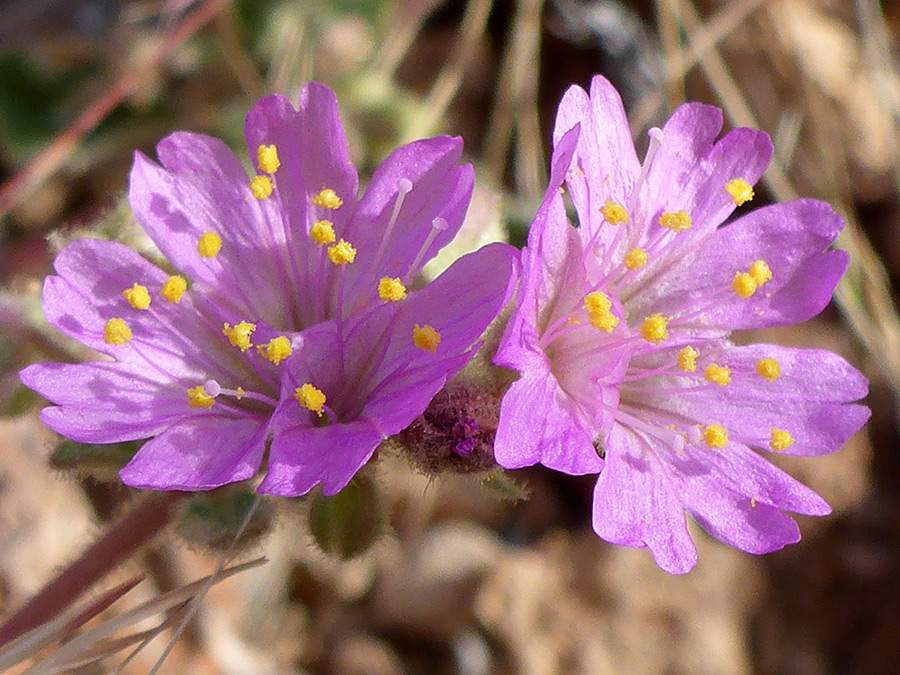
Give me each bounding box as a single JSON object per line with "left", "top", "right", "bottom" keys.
{"left": 244, "top": 89, "right": 360, "bottom": 325}
{"left": 341, "top": 137, "right": 474, "bottom": 312}
{"left": 671, "top": 440, "right": 830, "bottom": 515}
{"left": 260, "top": 421, "right": 382, "bottom": 496}
{"left": 21, "top": 361, "right": 187, "bottom": 443}
{"left": 679, "top": 482, "right": 802, "bottom": 555}
{"left": 642, "top": 102, "right": 723, "bottom": 221}
{"left": 494, "top": 371, "right": 603, "bottom": 474}
{"left": 593, "top": 424, "right": 698, "bottom": 573}
{"left": 129, "top": 137, "right": 289, "bottom": 323}
{"left": 553, "top": 77, "right": 639, "bottom": 238}
{"left": 373, "top": 242, "right": 516, "bottom": 376}
{"left": 41, "top": 239, "right": 213, "bottom": 372}
{"left": 119, "top": 416, "right": 266, "bottom": 490}
{"left": 643, "top": 344, "right": 870, "bottom": 457}
{"left": 639, "top": 199, "right": 847, "bottom": 329}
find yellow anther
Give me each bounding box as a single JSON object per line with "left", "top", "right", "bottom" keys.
{"left": 223, "top": 321, "right": 256, "bottom": 352}
{"left": 583, "top": 291, "right": 618, "bottom": 333}
{"left": 413, "top": 324, "right": 441, "bottom": 353}
{"left": 770, "top": 428, "right": 795, "bottom": 452}
{"left": 732, "top": 272, "right": 758, "bottom": 298}
{"left": 123, "top": 283, "right": 151, "bottom": 310}
{"left": 327, "top": 239, "right": 356, "bottom": 265}
{"left": 257, "top": 144, "right": 280, "bottom": 174}
{"left": 313, "top": 188, "right": 343, "bottom": 209}
{"left": 584, "top": 291, "right": 612, "bottom": 314}
{"left": 197, "top": 232, "right": 222, "bottom": 258}
{"left": 187, "top": 385, "right": 215, "bottom": 408}
{"left": 624, "top": 247, "right": 648, "bottom": 270}
{"left": 659, "top": 210, "right": 692, "bottom": 233}
{"left": 295, "top": 383, "right": 326, "bottom": 416}
{"left": 600, "top": 200, "right": 628, "bottom": 225}
{"left": 641, "top": 313, "right": 669, "bottom": 344}
{"left": 236, "top": 387, "right": 245, "bottom": 400}
{"left": 704, "top": 364, "right": 731, "bottom": 386}
{"left": 378, "top": 277, "right": 407, "bottom": 302}
{"left": 103, "top": 318, "right": 132, "bottom": 345}
{"left": 160, "top": 275, "right": 187, "bottom": 303}
{"left": 678, "top": 346, "right": 699, "bottom": 372}
{"left": 751, "top": 497, "right": 759, "bottom": 508}
{"left": 588, "top": 310, "right": 618, "bottom": 332}
{"left": 703, "top": 424, "right": 728, "bottom": 449}
{"left": 725, "top": 178, "right": 754, "bottom": 206}
{"left": 756, "top": 357, "right": 781, "bottom": 381}
{"left": 749, "top": 260, "right": 773, "bottom": 286}
{"left": 258, "top": 336, "right": 292, "bottom": 365}
{"left": 250, "top": 175, "right": 273, "bottom": 200}
{"left": 310, "top": 220, "right": 336, "bottom": 246}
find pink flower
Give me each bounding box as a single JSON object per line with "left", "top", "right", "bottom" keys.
{"left": 493, "top": 75, "right": 870, "bottom": 573}
{"left": 21, "top": 83, "right": 514, "bottom": 494}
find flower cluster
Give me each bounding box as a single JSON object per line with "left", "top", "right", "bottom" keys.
{"left": 21, "top": 83, "right": 515, "bottom": 497}
{"left": 21, "top": 76, "right": 870, "bottom": 573}
{"left": 493, "top": 75, "right": 870, "bottom": 573}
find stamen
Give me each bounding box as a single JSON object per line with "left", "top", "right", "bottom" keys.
{"left": 104, "top": 318, "right": 132, "bottom": 345}
{"left": 659, "top": 210, "right": 692, "bottom": 233}
{"left": 378, "top": 277, "right": 407, "bottom": 302}
{"left": 310, "top": 220, "right": 336, "bottom": 246}
{"left": 749, "top": 260, "right": 773, "bottom": 286}
{"left": 641, "top": 313, "right": 668, "bottom": 344}
{"left": 257, "top": 144, "right": 280, "bottom": 174}
{"left": 295, "top": 383, "right": 326, "bottom": 416}
{"left": 584, "top": 291, "right": 618, "bottom": 332}
{"left": 413, "top": 324, "right": 441, "bottom": 352}
{"left": 223, "top": 321, "right": 256, "bottom": 352}
{"left": 187, "top": 384, "right": 215, "bottom": 408}
{"left": 770, "top": 428, "right": 795, "bottom": 452}
{"left": 197, "top": 232, "right": 222, "bottom": 258}
{"left": 405, "top": 217, "right": 449, "bottom": 283}
{"left": 250, "top": 175, "right": 273, "bottom": 200}
{"left": 732, "top": 272, "right": 758, "bottom": 298}
{"left": 369, "top": 178, "right": 412, "bottom": 274}
{"left": 725, "top": 178, "right": 754, "bottom": 205}
{"left": 327, "top": 239, "right": 356, "bottom": 265}
{"left": 600, "top": 200, "right": 628, "bottom": 225}
{"left": 123, "top": 283, "right": 151, "bottom": 310}
{"left": 624, "top": 247, "right": 648, "bottom": 270}
{"left": 161, "top": 275, "right": 187, "bottom": 303}
{"left": 756, "top": 357, "right": 781, "bottom": 381}
{"left": 258, "top": 336, "right": 292, "bottom": 365}
{"left": 704, "top": 364, "right": 731, "bottom": 386}
{"left": 678, "top": 345, "right": 698, "bottom": 372}
{"left": 703, "top": 424, "right": 728, "bottom": 448}
{"left": 313, "top": 188, "right": 343, "bottom": 209}
{"left": 631, "top": 127, "right": 664, "bottom": 206}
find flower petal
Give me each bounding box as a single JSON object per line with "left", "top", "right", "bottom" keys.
{"left": 635, "top": 199, "right": 847, "bottom": 329}
{"left": 341, "top": 137, "right": 474, "bottom": 312}
{"left": 119, "top": 416, "right": 266, "bottom": 490}
{"left": 494, "top": 370, "right": 602, "bottom": 474}
{"left": 593, "top": 424, "right": 697, "bottom": 573}
{"left": 642, "top": 344, "right": 870, "bottom": 457}
{"left": 553, "top": 76, "right": 640, "bottom": 237}
{"left": 21, "top": 361, "right": 187, "bottom": 443}
{"left": 129, "top": 136, "right": 289, "bottom": 324}
{"left": 261, "top": 421, "right": 382, "bottom": 497}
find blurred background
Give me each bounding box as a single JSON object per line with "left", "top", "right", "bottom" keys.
{"left": 0, "top": 0, "right": 897, "bottom": 672}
